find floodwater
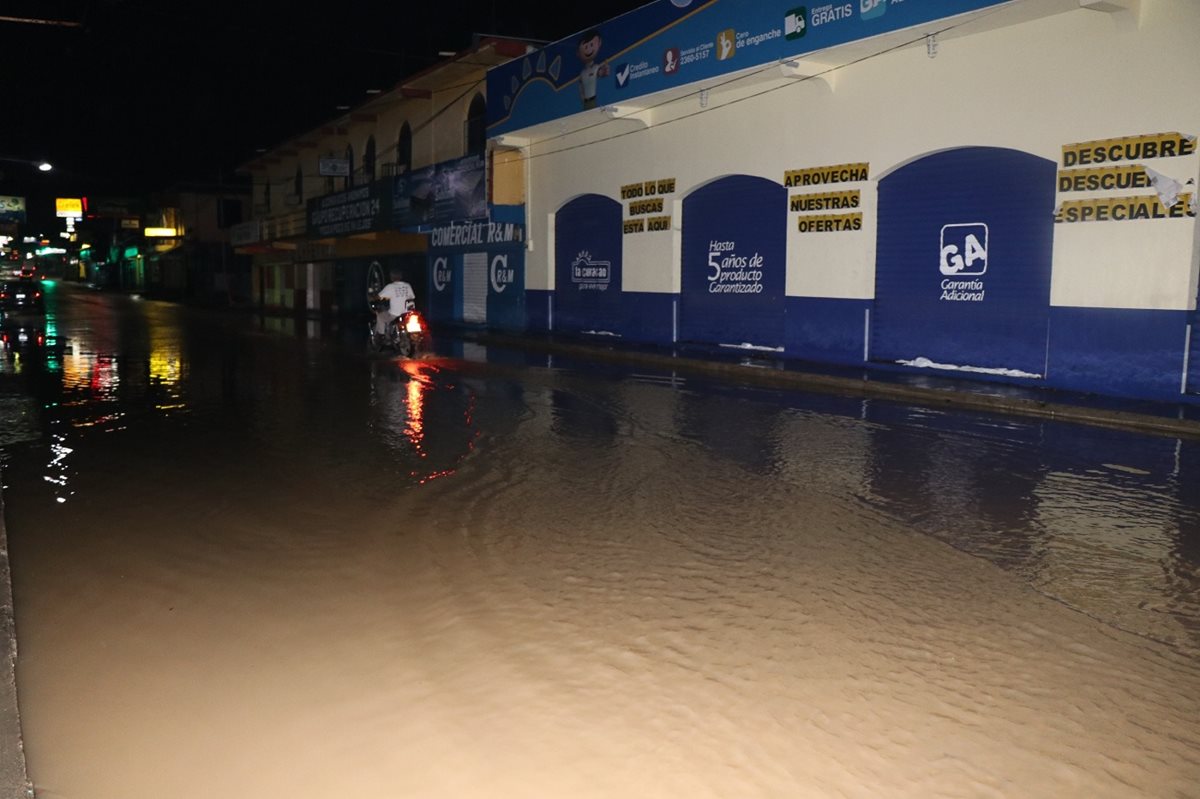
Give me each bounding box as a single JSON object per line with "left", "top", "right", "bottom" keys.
{"left": 1, "top": 284, "right": 1198, "bottom": 798}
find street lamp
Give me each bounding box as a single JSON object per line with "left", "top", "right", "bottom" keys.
{"left": 0, "top": 156, "right": 52, "bottom": 172}
{"left": 0, "top": 156, "right": 57, "bottom": 238}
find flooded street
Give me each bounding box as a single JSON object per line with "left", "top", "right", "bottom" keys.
{"left": 1, "top": 284, "right": 1199, "bottom": 798}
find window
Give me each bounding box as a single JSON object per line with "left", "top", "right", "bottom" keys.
{"left": 398, "top": 122, "right": 412, "bottom": 173}
{"left": 364, "top": 135, "right": 376, "bottom": 183}
{"left": 217, "top": 198, "right": 242, "bottom": 228}
{"left": 466, "top": 94, "right": 486, "bottom": 156}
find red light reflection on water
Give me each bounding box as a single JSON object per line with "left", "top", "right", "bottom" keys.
{"left": 397, "top": 358, "right": 478, "bottom": 485}
{"left": 402, "top": 359, "right": 426, "bottom": 449}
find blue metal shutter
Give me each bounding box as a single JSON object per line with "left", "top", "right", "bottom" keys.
{"left": 680, "top": 175, "right": 786, "bottom": 348}
{"left": 873, "top": 147, "right": 1056, "bottom": 375}
{"left": 554, "top": 194, "right": 624, "bottom": 335}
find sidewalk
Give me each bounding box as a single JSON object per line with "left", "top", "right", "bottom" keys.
{"left": 0, "top": 485, "right": 32, "bottom": 798}
{"left": 456, "top": 328, "right": 1200, "bottom": 441}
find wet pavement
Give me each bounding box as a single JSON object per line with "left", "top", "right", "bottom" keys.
{"left": 0, "top": 282, "right": 1198, "bottom": 797}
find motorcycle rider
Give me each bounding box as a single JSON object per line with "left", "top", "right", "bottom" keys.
{"left": 374, "top": 268, "right": 417, "bottom": 338}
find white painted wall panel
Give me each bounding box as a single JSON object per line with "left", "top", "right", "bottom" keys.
{"left": 519, "top": 0, "right": 1199, "bottom": 311}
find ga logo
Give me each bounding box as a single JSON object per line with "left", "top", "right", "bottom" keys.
{"left": 939, "top": 223, "right": 988, "bottom": 276}
{"left": 860, "top": 0, "right": 887, "bottom": 21}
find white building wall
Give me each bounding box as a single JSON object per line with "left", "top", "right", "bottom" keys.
{"left": 522, "top": 0, "right": 1200, "bottom": 310}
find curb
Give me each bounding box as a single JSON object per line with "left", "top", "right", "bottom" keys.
{"left": 461, "top": 331, "right": 1200, "bottom": 441}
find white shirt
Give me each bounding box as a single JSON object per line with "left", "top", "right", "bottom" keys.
{"left": 580, "top": 62, "right": 601, "bottom": 100}
{"left": 379, "top": 280, "right": 416, "bottom": 316}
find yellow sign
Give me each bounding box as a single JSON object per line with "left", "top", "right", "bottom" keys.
{"left": 55, "top": 197, "right": 83, "bottom": 218}
{"left": 1054, "top": 194, "right": 1194, "bottom": 223}
{"left": 620, "top": 178, "right": 676, "bottom": 199}
{"left": 784, "top": 163, "right": 869, "bottom": 188}
{"left": 797, "top": 213, "right": 862, "bottom": 233}
{"left": 1062, "top": 132, "right": 1195, "bottom": 167}
{"left": 623, "top": 215, "right": 672, "bottom": 234}
{"left": 1057, "top": 165, "right": 1153, "bottom": 193}
{"left": 627, "top": 198, "right": 665, "bottom": 215}
{"left": 144, "top": 227, "right": 179, "bottom": 237}
{"left": 621, "top": 177, "right": 675, "bottom": 233}
{"left": 790, "top": 190, "right": 860, "bottom": 212}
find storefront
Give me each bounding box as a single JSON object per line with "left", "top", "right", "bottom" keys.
{"left": 488, "top": 0, "right": 1200, "bottom": 403}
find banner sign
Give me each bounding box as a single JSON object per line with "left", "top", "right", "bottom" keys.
{"left": 304, "top": 156, "right": 492, "bottom": 237}
{"left": 1054, "top": 194, "right": 1195, "bottom": 224}
{"left": 0, "top": 195, "right": 25, "bottom": 224}
{"left": 307, "top": 183, "right": 386, "bottom": 237}
{"left": 1061, "top": 132, "right": 1195, "bottom": 167}
{"left": 487, "top": 0, "right": 1011, "bottom": 135}
{"left": 1054, "top": 131, "right": 1198, "bottom": 223}
{"left": 319, "top": 158, "right": 350, "bottom": 177}
{"left": 56, "top": 197, "right": 83, "bottom": 218}
{"left": 428, "top": 219, "right": 525, "bottom": 250}
{"left": 622, "top": 176, "right": 675, "bottom": 234}
{"left": 392, "top": 153, "right": 487, "bottom": 228}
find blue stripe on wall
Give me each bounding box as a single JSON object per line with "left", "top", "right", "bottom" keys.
{"left": 1047, "top": 306, "right": 1188, "bottom": 400}
{"left": 617, "top": 292, "right": 675, "bottom": 343}
{"left": 525, "top": 290, "right": 1198, "bottom": 404}
{"left": 784, "top": 297, "right": 871, "bottom": 365}
{"left": 527, "top": 289, "right": 552, "bottom": 332}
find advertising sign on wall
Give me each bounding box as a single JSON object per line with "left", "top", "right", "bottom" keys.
{"left": 1053, "top": 131, "right": 1198, "bottom": 224}
{"left": 393, "top": 154, "right": 487, "bottom": 229}
{"left": 56, "top": 197, "right": 83, "bottom": 218}
{"left": 319, "top": 158, "right": 350, "bottom": 177}
{"left": 307, "top": 183, "right": 386, "bottom": 237}
{"left": 487, "top": 0, "right": 1011, "bottom": 135}
{"left": 0, "top": 196, "right": 26, "bottom": 224}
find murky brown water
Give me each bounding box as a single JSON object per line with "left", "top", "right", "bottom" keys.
{"left": 1, "top": 285, "right": 1199, "bottom": 797}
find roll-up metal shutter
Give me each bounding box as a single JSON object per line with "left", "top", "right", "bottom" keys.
{"left": 554, "top": 194, "right": 624, "bottom": 335}
{"left": 463, "top": 252, "right": 487, "bottom": 323}
{"left": 680, "top": 175, "right": 786, "bottom": 349}
{"left": 873, "top": 147, "right": 1056, "bottom": 377}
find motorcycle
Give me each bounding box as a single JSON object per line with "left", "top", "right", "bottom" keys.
{"left": 368, "top": 298, "right": 427, "bottom": 357}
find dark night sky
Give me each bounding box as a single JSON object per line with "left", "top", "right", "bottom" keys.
{"left": 1, "top": 0, "right": 646, "bottom": 222}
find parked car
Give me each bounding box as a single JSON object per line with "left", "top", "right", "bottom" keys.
{"left": 0, "top": 278, "right": 45, "bottom": 314}
{"left": 0, "top": 317, "right": 46, "bottom": 356}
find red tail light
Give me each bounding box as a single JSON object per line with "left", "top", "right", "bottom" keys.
{"left": 404, "top": 313, "right": 424, "bottom": 334}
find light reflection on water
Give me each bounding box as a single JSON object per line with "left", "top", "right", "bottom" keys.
{"left": 449, "top": 346, "right": 1200, "bottom": 659}
{"left": 3, "top": 294, "right": 1200, "bottom": 655}
{"left": 1, "top": 291, "right": 1200, "bottom": 797}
